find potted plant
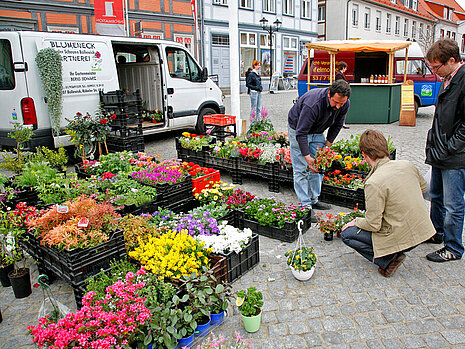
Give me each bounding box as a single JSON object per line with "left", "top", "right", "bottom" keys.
{"left": 172, "top": 293, "right": 197, "bottom": 348}
{"left": 285, "top": 246, "right": 317, "bottom": 281}
{"left": 209, "top": 279, "right": 232, "bottom": 326}
{"left": 315, "top": 213, "right": 337, "bottom": 241}
{"left": 236, "top": 286, "right": 263, "bottom": 333}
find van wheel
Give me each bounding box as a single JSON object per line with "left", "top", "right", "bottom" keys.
{"left": 196, "top": 108, "right": 217, "bottom": 134}
{"left": 414, "top": 100, "right": 419, "bottom": 116}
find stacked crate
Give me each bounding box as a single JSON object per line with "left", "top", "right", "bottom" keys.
{"left": 99, "top": 90, "right": 145, "bottom": 153}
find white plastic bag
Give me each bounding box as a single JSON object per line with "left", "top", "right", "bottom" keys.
{"left": 423, "top": 168, "right": 431, "bottom": 201}
{"left": 38, "top": 296, "right": 70, "bottom": 321}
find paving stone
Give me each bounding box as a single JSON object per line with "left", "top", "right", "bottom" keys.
{"left": 400, "top": 336, "right": 426, "bottom": 348}
{"left": 288, "top": 321, "right": 309, "bottom": 335}
{"left": 268, "top": 323, "right": 288, "bottom": 337}
{"left": 422, "top": 333, "right": 449, "bottom": 348}
{"left": 381, "top": 338, "right": 403, "bottom": 349}
{"left": 322, "top": 332, "right": 344, "bottom": 345}
{"left": 441, "top": 330, "right": 465, "bottom": 345}
{"left": 304, "top": 333, "right": 323, "bottom": 347}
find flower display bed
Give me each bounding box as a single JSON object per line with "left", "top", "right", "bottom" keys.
{"left": 319, "top": 184, "right": 366, "bottom": 210}
{"left": 241, "top": 210, "right": 313, "bottom": 243}
{"left": 106, "top": 134, "right": 145, "bottom": 153}
{"left": 175, "top": 138, "right": 208, "bottom": 166}
{"left": 216, "top": 233, "right": 259, "bottom": 283}
{"left": 7, "top": 186, "right": 39, "bottom": 208}
{"left": 137, "top": 175, "right": 193, "bottom": 204}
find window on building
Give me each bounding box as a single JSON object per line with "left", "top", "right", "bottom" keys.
{"left": 391, "top": 0, "right": 396, "bottom": 4}
{"left": 404, "top": 19, "right": 409, "bottom": 36}
{"left": 174, "top": 35, "right": 194, "bottom": 55}
{"left": 443, "top": 8, "right": 448, "bottom": 19}
{"left": 427, "top": 25, "right": 431, "bottom": 38}
{"left": 0, "top": 40, "right": 14, "bottom": 90}
{"left": 449, "top": 9, "right": 453, "bottom": 20}
{"left": 452, "top": 32, "right": 456, "bottom": 41}
{"left": 264, "top": 0, "right": 275, "bottom": 13}
{"left": 447, "top": 30, "right": 451, "bottom": 38}
{"left": 412, "top": 21, "right": 416, "bottom": 38}
{"left": 212, "top": 34, "right": 229, "bottom": 45}
{"left": 166, "top": 47, "right": 201, "bottom": 81}
{"left": 318, "top": 5, "right": 325, "bottom": 21}
{"left": 376, "top": 11, "right": 381, "bottom": 31}
{"left": 240, "top": 32, "right": 257, "bottom": 76}
{"left": 386, "top": 14, "right": 392, "bottom": 33}
{"left": 240, "top": 0, "right": 252, "bottom": 9}
{"left": 364, "top": 8, "right": 371, "bottom": 29}
{"left": 352, "top": 4, "right": 359, "bottom": 26}
{"left": 282, "top": 36, "right": 298, "bottom": 75}
{"left": 405, "top": 0, "right": 409, "bottom": 9}
{"left": 462, "top": 34, "right": 465, "bottom": 53}
{"left": 440, "top": 29, "right": 444, "bottom": 38}
{"left": 395, "top": 16, "right": 400, "bottom": 35}
{"left": 213, "top": 0, "right": 228, "bottom": 5}
{"left": 260, "top": 33, "right": 272, "bottom": 76}
{"left": 419, "top": 23, "right": 423, "bottom": 39}
{"left": 302, "top": 0, "right": 311, "bottom": 19}
{"left": 283, "top": 0, "right": 294, "bottom": 15}
{"left": 412, "top": 0, "right": 418, "bottom": 11}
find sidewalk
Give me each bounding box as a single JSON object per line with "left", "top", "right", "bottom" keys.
{"left": 2, "top": 92, "right": 465, "bottom": 349}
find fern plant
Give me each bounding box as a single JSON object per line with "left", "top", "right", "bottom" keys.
{"left": 35, "top": 48, "right": 63, "bottom": 136}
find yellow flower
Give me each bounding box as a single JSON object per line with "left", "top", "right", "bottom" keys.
{"left": 182, "top": 132, "right": 191, "bottom": 138}
{"left": 213, "top": 195, "right": 218, "bottom": 200}
{"left": 344, "top": 155, "right": 352, "bottom": 161}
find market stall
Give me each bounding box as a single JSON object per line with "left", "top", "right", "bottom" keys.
{"left": 305, "top": 40, "right": 412, "bottom": 124}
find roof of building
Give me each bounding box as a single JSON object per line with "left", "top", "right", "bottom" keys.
{"left": 421, "top": 0, "right": 465, "bottom": 22}
{"left": 366, "top": 0, "right": 436, "bottom": 21}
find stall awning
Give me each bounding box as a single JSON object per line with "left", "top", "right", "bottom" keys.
{"left": 305, "top": 40, "right": 411, "bottom": 53}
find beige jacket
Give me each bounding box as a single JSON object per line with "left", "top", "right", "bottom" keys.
{"left": 355, "top": 157, "right": 435, "bottom": 258}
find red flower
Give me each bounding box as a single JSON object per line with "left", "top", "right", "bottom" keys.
{"left": 33, "top": 283, "right": 40, "bottom": 288}
{"left": 99, "top": 118, "right": 108, "bottom": 124}
{"left": 110, "top": 114, "right": 117, "bottom": 120}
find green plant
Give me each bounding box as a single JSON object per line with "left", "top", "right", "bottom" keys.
{"left": 14, "top": 160, "right": 58, "bottom": 188}
{"left": 285, "top": 246, "right": 317, "bottom": 271}
{"left": 36, "top": 174, "right": 93, "bottom": 205}
{"left": 210, "top": 281, "right": 232, "bottom": 314}
{"left": 35, "top": 48, "right": 63, "bottom": 135}
{"left": 29, "top": 147, "right": 68, "bottom": 172}
{"left": 179, "top": 132, "right": 213, "bottom": 151}
{"left": 188, "top": 202, "right": 229, "bottom": 220}
{"left": 0, "top": 123, "right": 34, "bottom": 173}
{"left": 236, "top": 286, "right": 263, "bottom": 317}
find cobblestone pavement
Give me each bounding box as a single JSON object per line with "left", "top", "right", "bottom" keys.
{"left": 2, "top": 90, "right": 465, "bottom": 349}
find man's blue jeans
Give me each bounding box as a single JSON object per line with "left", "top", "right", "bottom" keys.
{"left": 288, "top": 126, "right": 325, "bottom": 207}
{"left": 250, "top": 90, "right": 262, "bottom": 122}
{"left": 430, "top": 166, "right": 465, "bottom": 258}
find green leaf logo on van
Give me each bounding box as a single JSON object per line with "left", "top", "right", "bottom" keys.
{"left": 421, "top": 84, "right": 433, "bottom": 97}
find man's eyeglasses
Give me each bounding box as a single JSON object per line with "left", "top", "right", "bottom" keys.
{"left": 430, "top": 63, "right": 444, "bottom": 71}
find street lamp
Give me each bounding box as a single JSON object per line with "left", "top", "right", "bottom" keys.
{"left": 259, "top": 17, "right": 282, "bottom": 91}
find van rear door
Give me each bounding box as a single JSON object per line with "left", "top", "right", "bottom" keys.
{"left": 0, "top": 32, "right": 29, "bottom": 139}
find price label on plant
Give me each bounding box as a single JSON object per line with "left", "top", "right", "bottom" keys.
{"left": 78, "top": 217, "right": 89, "bottom": 228}
{"left": 57, "top": 205, "right": 69, "bottom": 213}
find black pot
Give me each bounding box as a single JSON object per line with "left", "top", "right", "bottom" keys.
{"left": 0, "top": 264, "right": 14, "bottom": 287}
{"left": 324, "top": 232, "right": 334, "bottom": 241}
{"left": 8, "top": 268, "right": 32, "bottom": 299}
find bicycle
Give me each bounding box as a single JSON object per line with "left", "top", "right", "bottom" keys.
{"left": 283, "top": 74, "right": 297, "bottom": 90}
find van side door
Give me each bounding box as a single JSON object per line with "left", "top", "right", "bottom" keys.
{"left": 0, "top": 32, "right": 28, "bottom": 130}
{"left": 164, "top": 46, "right": 206, "bottom": 127}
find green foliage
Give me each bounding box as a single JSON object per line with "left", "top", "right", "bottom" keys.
{"left": 285, "top": 246, "right": 317, "bottom": 271}
{"left": 246, "top": 119, "right": 274, "bottom": 135}
{"left": 331, "top": 133, "right": 396, "bottom": 157}
{"left": 36, "top": 174, "right": 93, "bottom": 205}
{"left": 179, "top": 134, "right": 213, "bottom": 151}
{"left": 96, "top": 176, "right": 157, "bottom": 207}
{"left": 35, "top": 48, "right": 63, "bottom": 135}
{"left": 140, "top": 277, "right": 176, "bottom": 307}
{"left": 237, "top": 286, "right": 263, "bottom": 317}
{"left": 92, "top": 151, "right": 135, "bottom": 176}
{"left": 188, "top": 202, "right": 229, "bottom": 220}
{"left": 14, "top": 160, "right": 58, "bottom": 188}
{"left": 0, "top": 123, "right": 34, "bottom": 173}
{"left": 29, "top": 147, "right": 68, "bottom": 171}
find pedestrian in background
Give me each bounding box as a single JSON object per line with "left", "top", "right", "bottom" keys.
{"left": 245, "top": 67, "right": 252, "bottom": 94}
{"left": 335, "top": 61, "right": 348, "bottom": 81}
{"left": 246, "top": 60, "right": 263, "bottom": 122}
{"left": 341, "top": 130, "right": 435, "bottom": 277}
{"left": 287, "top": 80, "right": 351, "bottom": 221}
{"left": 424, "top": 38, "right": 465, "bottom": 262}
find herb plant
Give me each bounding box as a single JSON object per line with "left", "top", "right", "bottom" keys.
{"left": 237, "top": 287, "right": 263, "bottom": 317}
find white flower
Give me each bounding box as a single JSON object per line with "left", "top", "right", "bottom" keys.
{"left": 258, "top": 143, "right": 280, "bottom": 164}
{"left": 195, "top": 222, "right": 252, "bottom": 254}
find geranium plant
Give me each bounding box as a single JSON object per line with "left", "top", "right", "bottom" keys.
{"left": 236, "top": 286, "right": 263, "bottom": 317}
{"left": 314, "top": 146, "right": 335, "bottom": 172}
{"left": 276, "top": 147, "right": 292, "bottom": 169}
{"left": 285, "top": 246, "right": 317, "bottom": 272}
{"left": 323, "top": 170, "right": 365, "bottom": 189}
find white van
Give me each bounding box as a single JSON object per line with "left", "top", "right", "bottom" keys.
{"left": 0, "top": 31, "right": 225, "bottom": 149}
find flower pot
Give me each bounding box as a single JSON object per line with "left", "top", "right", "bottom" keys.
{"left": 241, "top": 310, "right": 262, "bottom": 333}
{"left": 8, "top": 268, "right": 32, "bottom": 299}
{"left": 290, "top": 265, "right": 316, "bottom": 281}
{"left": 0, "top": 263, "right": 14, "bottom": 287}
{"left": 195, "top": 315, "right": 211, "bottom": 337}
{"left": 177, "top": 332, "right": 194, "bottom": 348}
{"left": 324, "top": 232, "right": 333, "bottom": 241}
{"left": 210, "top": 310, "right": 225, "bottom": 325}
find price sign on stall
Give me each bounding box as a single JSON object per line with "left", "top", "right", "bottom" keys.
{"left": 399, "top": 81, "right": 415, "bottom": 126}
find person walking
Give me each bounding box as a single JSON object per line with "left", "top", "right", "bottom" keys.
{"left": 424, "top": 38, "right": 465, "bottom": 262}
{"left": 335, "top": 61, "right": 348, "bottom": 81}
{"left": 245, "top": 67, "right": 252, "bottom": 95}
{"left": 287, "top": 80, "right": 351, "bottom": 219}
{"left": 246, "top": 60, "right": 263, "bottom": 122}
{"left": 341, "top": 130, "right": 435, "bottom": 277}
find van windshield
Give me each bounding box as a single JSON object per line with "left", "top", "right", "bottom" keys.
{"left": 0, "top": 40, "right": 15, "bottom": 90}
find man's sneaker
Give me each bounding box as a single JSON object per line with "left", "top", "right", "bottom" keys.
{"left": 426, "top": 247, "right": 460, "bottom": 262}
{"left": 312, "top": 201, "right": 331, "bottom": 210}
{"left": 424, "top": 233, "right": 444, "bottom": 244}
{"left": 378, "top": 253, "right": 406, "bottom": 277}
{"left": 310, "top": 211, "right": 320, "bottom": 223}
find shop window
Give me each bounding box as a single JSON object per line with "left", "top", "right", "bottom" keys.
{"left": 240, "top": 32, "right": 257, "bottom": 76}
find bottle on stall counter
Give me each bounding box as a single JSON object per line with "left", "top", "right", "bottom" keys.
{"left": 375, "top": 75, "right": 379, "bottom": 84}
{"left": 370, "top": 75, "right": 374, "bottom": 83}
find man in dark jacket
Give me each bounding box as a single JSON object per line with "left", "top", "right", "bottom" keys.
{"left": 425, "top": 38, "right": 465, "bottom": 262}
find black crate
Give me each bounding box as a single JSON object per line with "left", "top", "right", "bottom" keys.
{"left": 102, "top": 104, "right": 143, "bottom": 116}
{"left": 74, "top": 164, "right": 92, "bottom": 179}
{"left": 99, "top": 89, "right": 141, "bottom": 106}
{"left": 319, "top": 184, "right": 366, "bottom": 210}
{"left": 7, "top": 186, "right": 39, "bottom": 208}
{"left": 106, "top": 135, "right": 145, "bottom": 153}
{"left": 216, "top": 233, "right": 259, "bottom": 283}
{"left": 209, "top": 255, "right": 228, "bottom": 285}
{"left": 33, "top": 229, "right": 127, "bottom": 286}
{"left": 272, "top": 163, "right": 294, "bottom": 185}
{"left": 217, "top": 210, "right": 244, "bottom": 230}
{"left": 109, "top": 124, "right": 143, "bottom": 138}
{"left": 203, "top": 154, "right": 238, "bottom": 173}
{"left": 109, "top": 114, "right": 143, "bottom": 128}
{"left": 237, "top": 160, "right": 274, "bottom": 179}
{"left": 241, "top": 210, "right": 312, "bottom": 243}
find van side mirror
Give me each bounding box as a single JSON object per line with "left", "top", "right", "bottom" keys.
{"left": 201, "top": 67, "right": 208, "bottom": 82}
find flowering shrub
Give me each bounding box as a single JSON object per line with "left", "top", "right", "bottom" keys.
{"left": 129, "top": 231, "right": 211, "bottom": 278}
{"left": 276, "top": 147, "right": 292, "bottom": 169}
{"left": 179, "top": 132, "right": 212, "bottom": 151}
{"left": 222, "top": 189, "right": 255, "bottom": 209}
{"left": 238, "top": 144, "right": 264, "bottom": 162}
{"left": 28, "top": 271, "right": 151, "bottom": 349}
{"left": 258, "top": 143, "right": 280, "bottom": 164}
{"left": 316, "top": 208, "right": 365, "bottom": 236}
{"left": 323, "top": 170, "right": 364, "bottom": 189}
{"left": 195, "top": 222, "right": 253, "bottom": 254}
{"left": 131, "top": 162, "right": 185, "bottom": 186}
{"left": 27, "top": 196, "right": 120, "bottom": 250}
{"left": 210, "top": 141, "right": 241, "bottom": 158}
{"left": 285, "top": 246, "right": 317, "bottom": 271}
{"left": 314, "top": 147, "right": 335, "bottom": 172}
{"left": 195, "top": 182, "right": 235, "bottom": 204}
{"left": 176, "top": 211, "right": 220, "bottom": 236}
{"left": 194, "top": 332, "right": 253, "bottom": 349}
{"left": 245, "top": 131, "right": 274, "bottom": 145}
{"left": 243, "top": 198, "right": 309, "bottom": 228}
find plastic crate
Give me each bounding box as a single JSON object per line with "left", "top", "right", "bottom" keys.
{"left": 109, "top": 124, "right": 143, "bottom": 138}
{"left": 102, "top": 103, "right": 143, "bottom": 116}
{"left": 209, "top": 254, "right": 227, "bottom": 285}
{"left": 192, "top": 169, "right": 220, "bottom": 195}
{"left": 216, "top": 233, "right": 259, "bottom": 283}
{"left": 106, "top": 135, "right": 145, "bottom": 153}
{"left": 217, "top": 210, "right": 245, "bottom": 230}
{"left": 99, "top": 89, "right": 141, "bottom": 106}
{"left": 203, "top": 154, "right": 238, "bottom": 173}
{"left": 241, "top": 210, "right": 312, "bottom": 243}
{"left": 237, "top": 160, "right": 274, "bottom": 179}
{"left": 203, "top": 114, "right": 236, "bottom": 126}
{"left": 74, "top": 164, "right": 92, "bottom": 179}
{"left": 109, "top": 114, "right": 143, "bottom": 128}
{"left": 320, "top": 184, "right": 366, "bottom": 210}
{"left": 7, "top": 186, "right": 40, "bottom": 209}
{"left": 34, "top": 229, "right": 127, "bottom": 286}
